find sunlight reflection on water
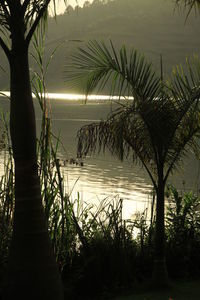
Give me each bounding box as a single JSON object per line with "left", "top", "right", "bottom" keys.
{"left": 62, "top": 165, "right": 153, "bottom": 220}
{"left": 0, "top": 94, "right": 199, "bottom": 220}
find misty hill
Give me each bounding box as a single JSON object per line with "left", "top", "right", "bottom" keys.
{"left": 0, "top": 0, "right": 200, "bottom": 93}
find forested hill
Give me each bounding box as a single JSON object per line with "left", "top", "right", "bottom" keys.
{"left": 0, "top": 0, "right": 200, "bottom": 92}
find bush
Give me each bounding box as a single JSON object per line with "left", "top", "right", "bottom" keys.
{"left": 165, "top": 185, "right": 200, "bottom": 278}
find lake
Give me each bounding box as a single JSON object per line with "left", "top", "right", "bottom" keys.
{"left": 0, "top": 94, "right": 200, "bottom": 219}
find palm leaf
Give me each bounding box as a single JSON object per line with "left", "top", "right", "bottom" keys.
{"left": 162, "top": 55, "right": 200, "bottom": 178}
{"left": 175, "top": 0, "right": 200, "bottom": 18}
{"left": 66, "top": 40, "right": 161, "bottom": 100}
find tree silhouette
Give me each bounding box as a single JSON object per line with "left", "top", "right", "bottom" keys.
{"left": 67, "top": 40, "right": 200, "bottom": 285}
{"left": 0, "top": 1, "right": 64, "bottom": 299}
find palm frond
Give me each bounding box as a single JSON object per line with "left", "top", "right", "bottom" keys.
{"left": 77, "top": 102, "right": 159, "bottom": 186}
{"left": 66, "top": 40, "right": 161, "bottom": 100}
{"left": 164, "top": 113, "right": 200, "bottom": 181}
{"left": 175, "top": 0, "right": 200, "bottom": 18}
{"left": 73, "top": 42, "right": 200, "bottom": 190}
{"left": 171, "top": 55, "right": 200, "bottom": 99}
{"left": 162, "top": 55, "right": 200, "bottom": 179}
{"left": 0, "top": 1, "right": 66, "bottom": 48}
{"left": 162, "top": 56, "right": 200, "bottom": 148}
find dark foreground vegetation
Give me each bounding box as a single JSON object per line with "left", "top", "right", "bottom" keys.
{"left": 0, "top": 101, "right": 200, "bottom": 299}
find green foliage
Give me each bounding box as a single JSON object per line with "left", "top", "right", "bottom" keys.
{"left": 166, "top": 184, "right": 200, "bottom": 238}
{"left": 0, "top": 112, "right": 14, "bottom": 284}
{"left": 166, "top": 185, "right": 200, "bottom": 278}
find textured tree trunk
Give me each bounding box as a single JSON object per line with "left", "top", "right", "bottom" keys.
{"left": 152, "top": 168, "right": 168, "bottom": 286}
{"left": 3, "top": 33, "right": 64, "bottom": 300}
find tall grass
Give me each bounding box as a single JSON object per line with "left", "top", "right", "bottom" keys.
{"left": 166, "top": 185, "right": 200, "bottom": 278}
{"left": 0, "top": 111, "right": 14, "bottom": 285}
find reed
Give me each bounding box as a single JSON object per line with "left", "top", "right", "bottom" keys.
{"left": 166, "top": 184, "right": 200, "bottom": 278}
{"left": 0, "top": 110, "right": 14, "bottom": 285}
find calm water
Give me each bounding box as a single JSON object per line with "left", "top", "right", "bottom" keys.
{"left": 0, "top": 94, "right": 200, "bottom": 219}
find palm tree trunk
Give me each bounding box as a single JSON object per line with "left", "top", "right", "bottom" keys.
{"left": 3, "top": 39, "right": 64, "bottom": 299}
{"left": 152, "top": 168, "right": 168, "bottom": 286}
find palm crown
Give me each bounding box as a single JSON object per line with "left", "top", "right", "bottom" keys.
{"left": 68, "top": 40, "right": 200, "bottom": 191}
{"left": 67, "top": 40, "right": 200, "bottom": 283}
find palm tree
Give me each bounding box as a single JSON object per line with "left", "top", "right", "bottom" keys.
{"left": 67, "top": 40, "right": 200, "bottom": 285}
{"left": 0, "top": 1, "right": 64, "bottom": 299}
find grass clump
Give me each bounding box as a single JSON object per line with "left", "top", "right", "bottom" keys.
{"left": 0, "top": 112, "right": 14, "bottom": 286}
{"left": 165, "top": 185, "right": 200, "bottom": 279}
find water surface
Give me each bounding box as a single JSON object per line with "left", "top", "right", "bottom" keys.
{"left": 0, "top": 95, "right": 199, "bottom": 219}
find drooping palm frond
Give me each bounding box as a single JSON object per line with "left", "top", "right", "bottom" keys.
{"left": 168, "top": 56, "right": 200, "bottom": 148}
{"left": 176, "top": 0, "right": 200, "bottom": 9}
{"left": 170, "top": 55, "right": 200, "bottom": 100}
{"left": 0, "top": 0, "right": 67, "bottom": 54}
{"left": 77, "top": 103, "right": 158, "bottom": 187}
{"left": 66, "top": 40, "right": 161, "bottom": 101}
{"left": 0, "top": 1, "right": 10, "bottom": 29}
{"left": 175, "top": 0, "right": 200, "bottom": 18}
{"left": 163, "top": 55, "right": 200, "bottom": 178}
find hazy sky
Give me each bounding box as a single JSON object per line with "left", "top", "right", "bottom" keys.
{"left": 68, "top": 0, "right": 93, "bottom": 7}
{"left": 51, "top": 0, "right": 93, "bottom": 14}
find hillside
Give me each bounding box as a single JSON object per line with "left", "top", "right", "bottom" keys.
{"left": 0, "top": 0, "right": 200, "bottom": 92}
